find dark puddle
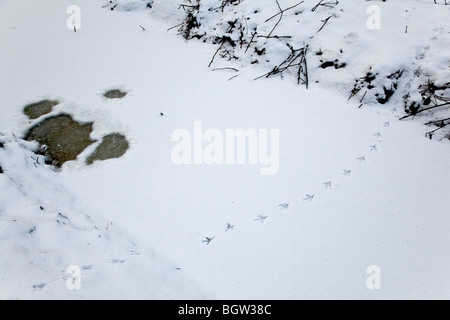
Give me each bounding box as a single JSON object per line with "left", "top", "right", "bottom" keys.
{"left": 104, "top": 89, "right": 127, "bottom": 99}
{"left": 25, "top": 114, "right": 95, "bottom": 167}
{"left": 86, "top": 133, "right": 129, "bottom": 165}
{"left": 24, "top": 100, "right": 59, "bottom": 119}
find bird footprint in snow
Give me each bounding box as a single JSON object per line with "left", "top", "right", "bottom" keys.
{"left": 322, "top": 181, "right": 332, "bottom": 188}
{"left": 202, "top": 237, "right": 215, "bottom": 245}
{"left": 373, "top": 132, "right": 382, "bottom": 139}
{"left": 370, "top": 145, "right": 377, "bottom": 151}
{"left": 32, "top": 283, "right": 46, "bottom": 290}
{"left": 303, "top": 194, "right": 315, "bottom": 201}
{"left": 357, "top": 156, "right": 366, "bottom": 162}
{"left": 278, "top": 203, "right": 289, "bottom": 209}
{"left": 254, "top": 215, "right": 268, "bottom": 223}
{"left": 343, "top": 170, "right": 351, "bottom": 176}
{"left": 384, "top": 122, "right": 390, "bottom": 127}
{"left": 225, "top": 223, "right": 234, "bottom": 231}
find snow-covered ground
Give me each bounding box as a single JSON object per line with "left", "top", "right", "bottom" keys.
{"left": 0, "top": 0, "right": 449, "bottom": 299}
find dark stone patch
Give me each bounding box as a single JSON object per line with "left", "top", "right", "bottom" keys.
{"left": 25, "top": 114, "right": 95, "bottom": 167}
{"left": 103, "top": 89, "right": 127, "bottom": 99}
{"left": 24, "top": 100, "right": 59, "bottom": 119}
{"left": 86, "top": 133, "right": 129, "bottom": 165}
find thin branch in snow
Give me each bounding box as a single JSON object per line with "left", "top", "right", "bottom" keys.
{"left": 360, "top": 90, "right": 368, "bottom": 103}
{"left": 316, "top": 16, "right": 333, "bottom": 34}
{"left": 254, "top": 44, "right": 308, "bottom": 88}
{"left": 244, "top": 32, "right": 257, "bottom": 54}
{"left": 167, "top": 23, "right": 184, "bottom": 32}
{"left": 265, "top": 1, "right": 304, "bottom": 22}
{"left": 208, "top": 42, "right": 224, "bottom": 68}
{"left": 212, "top": 67, "right": 239, "bottom": 72}
{"left": 400, "top": 102, "right": 450, "bottom": 120}
{"left": 266, "top": 1, "right": 304, "bottom": 37}
{"left": 311, "top": 0, "right": 339, "bottom": 12}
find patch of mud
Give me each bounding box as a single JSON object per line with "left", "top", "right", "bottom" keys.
{"left": 25, "top": 114, "right": 95, "bottom": 167}
{"left": 24, "top": 100, "right": 59, "bottom": 119}
{"left": 103, "top": 89, "right": 127, "bottom": 99}
{"left": 86, "top": 133, "right": 129, "bottom": 165}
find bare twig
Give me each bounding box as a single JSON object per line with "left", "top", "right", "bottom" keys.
{"left": 212, "top": 67, "right": 239, "bottom": 72}
{"left": 265, "top": 1, "right": 304, "bottom": 22}
{"left": 348, "top": 87, "right": 361, "bottom": 101}
{"left": 312, "top": 0, "right": 339, "bottom": 12}
{"left": 316, "top": 16, "right": 333, "bottom": 34}
{"left": 167, "top": 23, "right": 183, "bottom": 32}
{"left": 208, "top": 42, "right": 224, "bottom": 67}
{"left": 400, "top": 102, "right": 450, "bottom": 120}
{"left": 245, "top": 32, "right": 257, "bottom": 53}
{"left": 360, "top": 90, "right": 367, "bottom": 103}
{"left": 266, "top": 1, "right": 304, "bottom": 37}
{"left": 257, "top": 35, "right": 292, "bottom": 39}
{"left": 254, "top": 44, "right": 308, "bottom": 88}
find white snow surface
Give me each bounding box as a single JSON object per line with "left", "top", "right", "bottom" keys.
{"left": 0, "top": 0, "right": 449, "bottom": 299}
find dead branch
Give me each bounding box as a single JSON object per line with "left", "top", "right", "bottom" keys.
{"left": 266, "top": 1, "right": 304, "bottom": 37}
{"left": 316, "top": 16, "right": 333, "bottom": 34}
{"left": 312, "top": 0, "right": 339, "bottom": 12}
{"left": 245, "top": 32, "right": 257, "bottom": 53}
{"left": 257, "top": 35, "right": 292, "bottom": 39}
{"left": 212, "top": 67, "right": 239, "bottom": 72}
{"left": 265, "top": 1, "right": 304, "bottom": 22}
{"left": 400, "top": 102, "right": 450, "bottom": 120}
{"left": 425, "top": 117, "right": 450, "bottom": 126}
{"left": 167, "top": 23, "right": 183, "bottom": 32}
{"left": 254, "top": 44, "right": 308, "bottom": 88}
{"left": 360, "top": 90, "right": 367, "bottom": 103}
{"left": 209, "top": 42, "right": 224, "bottom": 67}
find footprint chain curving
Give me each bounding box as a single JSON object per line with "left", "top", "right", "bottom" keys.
{"left": 202, "top": 120, "right": 391, "bottom": 245}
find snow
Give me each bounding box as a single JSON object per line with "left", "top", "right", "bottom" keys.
{"left": 0, "top": 0, "right": 449, "bottom": 299}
